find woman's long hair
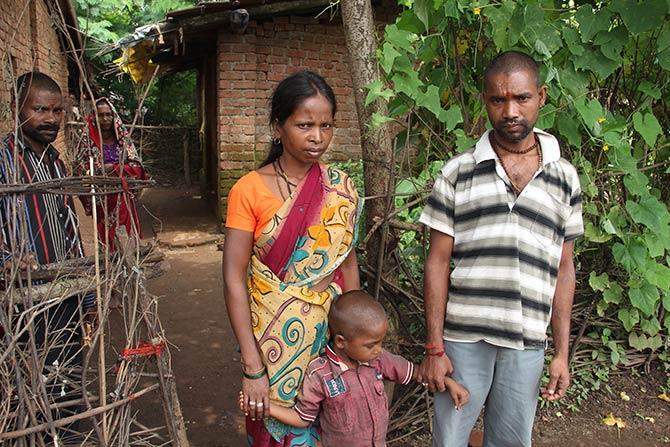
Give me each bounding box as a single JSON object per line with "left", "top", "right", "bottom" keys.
{"left": 259, "top": 71, "right": 337, "bottom": 167}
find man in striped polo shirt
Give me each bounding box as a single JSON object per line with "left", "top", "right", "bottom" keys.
{"left": 1, "top": 72, "right": 88, "bottom": 442}
{"left": 417, "top": 51, "right": 583, "bottom": 446}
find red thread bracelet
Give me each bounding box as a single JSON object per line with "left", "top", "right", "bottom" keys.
{"left": 424, "top": 343, "right": 443, "bottom": 350}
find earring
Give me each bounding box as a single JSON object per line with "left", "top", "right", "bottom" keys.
{"left": 272, "top": 137, "right": 281, "bottom": 145}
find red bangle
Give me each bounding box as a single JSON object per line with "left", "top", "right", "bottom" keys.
{"left": 426, "top": 350, "right": 445, "bottom": 357}
{"left": 424, "top": 343, "right": 443, "bottom": 350}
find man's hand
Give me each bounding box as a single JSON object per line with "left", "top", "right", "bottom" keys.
{"left": 4, "top": 253, "right": 37, "bottom": 271}
{"left": 417, "top": 354, "right": 453, "bottom": 393}
{"left": 541, "top": 356, "right": 570, "bottom": 401}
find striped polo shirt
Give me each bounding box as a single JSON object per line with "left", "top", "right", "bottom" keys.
{"left": 420, "top": 128, "right": 583, "bottom": 350}
{"left": 0, "top": 134, "right": 83, "bottom": 265}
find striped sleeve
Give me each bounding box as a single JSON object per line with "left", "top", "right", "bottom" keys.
{"left": 419, "top": 164, "right": 455, "bottom": 236}
{"left": 564, "top": 166, "right": 584, "bottom": 241}
{"left": 377, "top": 350, "right": 415, "bottom": 385}
{"left": 293, "top": 369, "right": 324, "bottom": 422}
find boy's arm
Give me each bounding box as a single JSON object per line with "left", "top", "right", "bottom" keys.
{"left": 378, "top": 350, "right": 415, "bottom": 385}
{"left": 238, "top": 392, "right": 312, "bottom": 428}
{"left": 269, "top": 405, "right": 311, "bottom": 428}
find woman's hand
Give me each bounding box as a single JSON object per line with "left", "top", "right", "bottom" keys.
{"left": 242, "top": 374, "right": 270, "bottom": 420}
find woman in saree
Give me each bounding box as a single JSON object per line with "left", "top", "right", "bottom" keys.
{"left": 73, "top": 98, "right": 146, "bottom": 250}
{"left": 223, "top": 71, "right": 360, "bottom": 447}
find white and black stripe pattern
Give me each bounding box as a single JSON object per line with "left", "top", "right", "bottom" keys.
{"left": 0, "top": 135, "right": 83, "bottom": 265}
{"left": 420, "top": 129, "right": 583, "bottom": 350}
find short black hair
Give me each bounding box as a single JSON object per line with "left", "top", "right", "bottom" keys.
{"left": 15, "top": 71, "right": 62, "bottom": 106}
{"left": 329, "top": 290, "right": 387, "bottom": 340}
{"left": 483, "top": 51, "right": 540, "bottom": 90}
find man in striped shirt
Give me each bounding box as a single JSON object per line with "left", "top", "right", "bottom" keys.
{"left": 1, "top": 71, "right": 87, "bottom": 442}
{"left": 417, "top": 51, "right": 583, "bottom": 446}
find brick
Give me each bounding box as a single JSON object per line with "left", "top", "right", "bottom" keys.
{"left": 290, "top": 16, "right": 317, "bottom": 24}
{"left": 219, "top": 70, "right": 245, "bottom": 80}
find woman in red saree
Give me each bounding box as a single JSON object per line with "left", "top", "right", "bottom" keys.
{"left": 74, "top": 98, "right": 146, "bottom": 250}
{"left": 223, "top": 71, "right": 361, "bottom": 446}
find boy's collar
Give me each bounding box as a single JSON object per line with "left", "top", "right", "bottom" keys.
{"left": 325, "top": 344, "right": 373, "bottom": 376}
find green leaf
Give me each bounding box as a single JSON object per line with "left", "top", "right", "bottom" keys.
{"left": 611, "top": 0, "right": 667, "bottom": 34}
{"left": 442, "top": 0, "right": 459, "bottom": 18}
{"left": 559, "top": 67, "right": 589, "bottom": 98}
{"left": 584, "top": 221, "right": 612, "bottom": 243}
{"left": 380, "top": 42, "right": 401, "bottom": 74}
{"left": 416, "top": 85, "right": 447, "bottom": 121}
{"left": 604, "top": 282, "right": 624, "bottom": 305}
{"left": 644, "top": 232, "right": 666, "bottom": 258}
{"left": 589, "top": 271, "right": 610, "bottom": 292}
{"left": 557, "top": 111, "right": 582, "bottom": 147}
{"left": 644, "top": 262, "right": 670, "bottom": 290}
{"left": 453, "top": 129, "right": 476, "bottom": 152}
{"left": 608, "top": 144, "right": 638, "bottom": 172}
{"left": 413, "top": 0, "right": 434, "bottom": 32}
{"left": 536, "top": 103, "right": 556, "bottom": 129}
{"left": 440, "top": 105, "right": 463, "bottom": 132}
{"left": 602, "top": 218, "right": 618, "bottom": 235}
{"left": 484, "top": 1, "right": 516, "bottom": 50}
{"left": 574, "top": 47, "right": 619, "bottom": 79}
{"left": 391, "top": 70, "right": 423, "bottom": 98}
{"left": 563, "top": 27, "right": 584, "bottom": 56}
{"left": 396, "top": 10, "right": 426, "bottom": 34}
{"left": 628, "top": 332, "right": 648, "bottom": 351}
{"left": 626, "top": 195, "right": 670, "bottom": 234}
{"left": 523, "top": 4, "right": 562, "bottom": 58}
{"left": 385, "top": 24, "right": 417, "bottom": 52}
{"left": 619, "top": 308, "right": 640, "bottom": 332}
{"left": 640, "top": 316, "right": 661, "bottom": 336}
{"left": 623, "top": 171, "right": 649, "bottom": 197}
{"left": 657, "top": 25, "right": 670, "bottom": 70}
{"left": 613, "top": 240, "right": 648, "bottom": 272}
{"left": 632, "top": 111, "right": 662, "bottom": 147}
{"left": 370, "top": 112, "right": 395, "bottom": 129}
{"left": 365, "top": 80, "right": 394, "bottom": 106}
{"left": 574, "top": 98, "right": 604, "bottom": 136}
{"left": 637, "top": 81, "right": 662, "bottom": 99}
{"left": 629, "top": 283, "right": 659, "bottom": 317}
{"left": 575, "top": 5, "right": 612, "bottom": 42}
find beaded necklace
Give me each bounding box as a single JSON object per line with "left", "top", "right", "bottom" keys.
{"left": 273, "top": 158, "right": 298, "bottom": 200}
{"left": 493, "top": 136, "right": 543, "bottom": 195}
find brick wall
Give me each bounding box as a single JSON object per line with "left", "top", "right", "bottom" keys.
{"left": 0, "top": 0, "right": 69, "bottom": 151}
{"left": 217, "top": 14, "right": 365, "bottom": 224}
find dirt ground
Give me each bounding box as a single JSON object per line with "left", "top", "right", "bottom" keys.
{"left": 127, "top": 185, "right": 668, "bottom": 447}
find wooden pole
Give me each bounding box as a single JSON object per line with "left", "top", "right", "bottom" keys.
{"left": 183, "top": 132, "right": 191, "bottom": 186}
{"left": 0, "top": 384, "right": 159, "bottom": 441}
{"left": 89, "top": 156, "right": 108, "bottom": 442}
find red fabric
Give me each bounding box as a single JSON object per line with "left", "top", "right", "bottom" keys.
{"left": 120, "top": 340, "right": 166, "bottom": 361}
{"left": 261, "top": 163, "right": 323, "bottom": 280}
{"left": 245, "top": 417, "right": 320, "bottom": 447}
{"left": 86, "top": 113, "right": 102, "bottom": 150}
{"left": 97, "top": 163, "right": 145, "bottom": 250}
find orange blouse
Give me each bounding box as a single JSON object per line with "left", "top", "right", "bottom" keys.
{"left": 225, "top": 171, "right": 283, "bottom": 241}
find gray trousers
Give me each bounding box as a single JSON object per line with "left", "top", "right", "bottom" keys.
{"left": 432, "top": 341, "right": 545, "bottom": 447}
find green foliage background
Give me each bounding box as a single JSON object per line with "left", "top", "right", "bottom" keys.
{"left": 370, "top": 0, "right": 670, "bottom": 389}
{"left": 75, "top": 0, "right": 198, "bottom": 125}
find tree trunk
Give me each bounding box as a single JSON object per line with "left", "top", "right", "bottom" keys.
{"left": 340, "top": 0, "right": 394, "bottom": 286}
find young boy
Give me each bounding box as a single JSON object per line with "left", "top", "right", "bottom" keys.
{"left": 239, "top": 290, "right": 469, "bottom": 446}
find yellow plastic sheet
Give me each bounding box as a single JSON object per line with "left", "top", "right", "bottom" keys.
{"left": 114, "top": 40, "right": 158, "bottom": 84}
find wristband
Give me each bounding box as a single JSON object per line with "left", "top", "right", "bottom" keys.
{"left": 243, "top": 366, "right": 267, "bottom": 380}
{"left": 424, "top": 343, "right": 444, "bottom": 350}
{"left": 426, "top": 350, "right": 445, "bottom": 357}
